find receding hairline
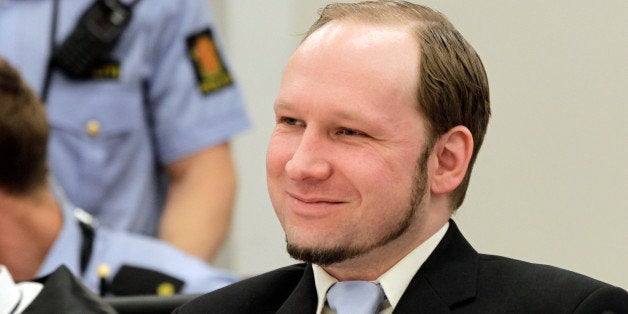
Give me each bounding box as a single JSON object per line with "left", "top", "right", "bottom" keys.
{"left": 303, "top": 1, "right": 454, "bottom": 42}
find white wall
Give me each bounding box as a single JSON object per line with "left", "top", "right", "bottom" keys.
{"left": 212, "top": 1, "right": 627, "bottom": 288}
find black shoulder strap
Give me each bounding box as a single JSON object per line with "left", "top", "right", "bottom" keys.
{"left": 41, "top": 0, "right": 60, "bottom": 102}
{"left": 76, "top": 216, "right": 95, "bottom": 276}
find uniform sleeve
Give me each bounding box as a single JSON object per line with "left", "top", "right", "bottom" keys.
{"left": 145, "top": 0, "right": 250, "bottom": 165}
{"left": 91, "top": 228, "right": 240, "bottom": 295}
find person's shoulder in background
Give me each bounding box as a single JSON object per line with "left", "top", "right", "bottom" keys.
{"left": 91, "top": 227, "right": 241, "bottom": 296}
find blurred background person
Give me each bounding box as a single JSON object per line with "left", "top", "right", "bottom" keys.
{"left": 0, "top": 57, "right": 239, "bottom": 296}
{"left": 0, "top": 0, "right": 250, "bottom": 262}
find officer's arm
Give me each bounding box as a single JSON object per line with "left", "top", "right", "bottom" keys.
{"left": 158, "top": 142, "right": 236, "bottom": 262}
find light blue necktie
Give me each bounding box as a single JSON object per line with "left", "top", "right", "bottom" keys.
{"left": 326, "top": 281, "right": 385, "bottom": 314}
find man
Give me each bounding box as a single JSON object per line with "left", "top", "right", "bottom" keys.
{"left": 176, "top": 1, "right": 627, "bottom": 313}
{"left": 0, "top": 0, "right": 250, "bottom": 262}
{"left": 0, "top": 58, "right": 238, "bottom": 296}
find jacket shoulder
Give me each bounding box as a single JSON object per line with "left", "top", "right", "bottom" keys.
{"left": 175, "top": 263, "right": 308, "bottom": 314}
{"left": 479, "top": 254, "right": 610, "bottom": 289}
{"left": 472, "top": 254, "right": 628, "bottom": 312}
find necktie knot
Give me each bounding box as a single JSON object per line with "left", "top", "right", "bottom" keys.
{"left": 326, "top": 281, "right": 385, "bottom": 314}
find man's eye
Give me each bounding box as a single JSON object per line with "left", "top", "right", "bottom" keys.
{"left": 278, "top": 117, "right": 303, "bottom": 126}
{"left": 337, "top": 128, "right": 366, "bottom": 137}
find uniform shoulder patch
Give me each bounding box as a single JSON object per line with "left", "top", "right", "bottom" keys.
{"left": 186, "top": 28, "right": 233, "bottom": 95}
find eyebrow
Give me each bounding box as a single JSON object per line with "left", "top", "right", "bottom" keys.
{"left": 273, "top": 101, "right": 292, "bottom": 111}
{"left": 275, "top": 100, "right": 367, "bottom": 121}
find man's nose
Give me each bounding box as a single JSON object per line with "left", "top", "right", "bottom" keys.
{"left": 285, "top": 131, "right": 332, "bottom": 181}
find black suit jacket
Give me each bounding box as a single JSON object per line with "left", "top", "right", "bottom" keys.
{"left": 23, "top": 265, "right": 117, "bottom": 314}
{"left": 176, "top": 221, "right": 627, "bottom": 313}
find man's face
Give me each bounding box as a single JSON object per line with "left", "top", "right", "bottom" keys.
{"left": 266, "top": 21, "right": 430, "bottom": 265}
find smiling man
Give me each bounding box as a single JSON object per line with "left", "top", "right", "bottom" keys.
{"left": 269, "top": 20, "right": 435, "bottom": 277}
{"left": 177, "top": 1, "right": 627, "bottom": 313}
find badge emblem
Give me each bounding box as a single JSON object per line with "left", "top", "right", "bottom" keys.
{"left": 187, "top": 28, "right": 233, "bottom": 94}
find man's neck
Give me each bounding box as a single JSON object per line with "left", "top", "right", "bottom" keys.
{"left": 322, "top": 208, "right": 451, "bottom": 281}
{"left": 0, "top": 186, "right": 62, "bottom": 281}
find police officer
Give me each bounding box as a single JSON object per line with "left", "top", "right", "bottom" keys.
{"left": 0, "top": 0, "right": 250, "bottom": 262}
{"left": 0, "top": 58, "right": 239, "bottom": 297}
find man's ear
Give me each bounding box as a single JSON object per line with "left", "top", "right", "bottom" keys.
{"left": 430, "top": 126, "right": 474, "bottom": 195}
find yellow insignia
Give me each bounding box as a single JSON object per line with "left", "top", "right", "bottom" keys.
{"left": 187, "top": 28, "right": 233, "bottom": 94}
{"left": 90, "top": 60, "right": 120, "bottom": 80}
{"left": 156, "top": 282, "right": 176, "bottom": 296}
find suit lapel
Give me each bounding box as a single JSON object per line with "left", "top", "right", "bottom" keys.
{"left": 394, "top": 220, "right": 479, "bottom": 313}
{"left": 277, "top": 264, "right": 318, "bottom": 314}
{"left": 273, "top": 221, "right": 478, "bottom": 313}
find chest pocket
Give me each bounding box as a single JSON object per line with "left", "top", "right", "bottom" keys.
{"left": 46, "top": 79, "right": 150, "bottom": 215}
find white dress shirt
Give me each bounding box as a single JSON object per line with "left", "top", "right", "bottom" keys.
{"left": 0, "top": 265, "right": 43, "bottom": 314}
{"left": 313, "top": 222, "right": 449, "bottom": 314}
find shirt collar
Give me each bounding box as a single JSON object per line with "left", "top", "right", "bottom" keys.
{"left": 0, "top": 265, "right": 20, "bottom": 314}
{"left": 313, "top": 264, "right": 338, "bottom": 314}
{"left": 0, "top": 265, "right": 43, "bottom": 314}
{"left": 312, "top": 222, "right": 449, "bottom": 313}
{"left": 378, "top": 222, "right": 449, "bottom": 308}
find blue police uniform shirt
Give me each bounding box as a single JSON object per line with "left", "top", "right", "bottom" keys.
{"left": 0, "top": 0, "right": 250, "bottom": 235}
{"left": 37, "top": 182, "right": 240, "bottom": 294}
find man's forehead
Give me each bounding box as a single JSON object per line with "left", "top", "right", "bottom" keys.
{"left": 287, "top": 20, "right": 419, "bottom": 82}
{"left": 299, "top": 20, "right": 414, "bottom": 55}
{"left": 274, "top": 18, "right": 421, "bottom": 125}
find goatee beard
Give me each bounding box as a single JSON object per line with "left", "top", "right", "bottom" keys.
{"left": 286, "top": 146, "right": 430, "bottom": 266}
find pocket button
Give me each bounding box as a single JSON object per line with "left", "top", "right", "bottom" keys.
{"left": 86, "top": 119, "right": 101, "bottom": 137}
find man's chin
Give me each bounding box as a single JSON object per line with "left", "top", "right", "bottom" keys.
{"left": 286, "top": 241, "right": 367, "bottom": 266}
